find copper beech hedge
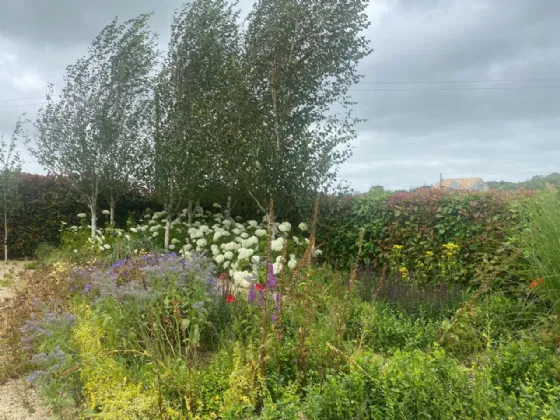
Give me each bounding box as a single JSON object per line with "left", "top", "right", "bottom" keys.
{"left": 4, "top": 173, "right": 159, "bottom": 258}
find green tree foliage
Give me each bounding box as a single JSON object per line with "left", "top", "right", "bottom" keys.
{"left": 243, "top": 0, "right": 372, "bottom": 217}
{"left": 488, "top": 172, "right": 560, "bottom": 191}
{"left": 32, "top": 15, "right": 157, "bottom": 237}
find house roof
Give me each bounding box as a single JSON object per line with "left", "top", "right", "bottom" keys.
{"left": 434, "top": 177, "right": 486, "bottom": 189}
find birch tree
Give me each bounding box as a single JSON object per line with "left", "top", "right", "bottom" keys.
{"left": 154, "top": 0, "right": 242, "bottom": 249}
{"left": 243, "top": 0, "right": 372, "bottom": 217}
{"left": 99, "top": 15, "right": 157, "bottom": 225}
{"left": 32, "top": 15, "right": 157, "bottom": 236}
{"left": 0, "top": 120, "right": 23, "bottom": 262}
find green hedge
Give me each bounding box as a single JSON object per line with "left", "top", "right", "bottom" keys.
{"left": 318, "top": 188, "right": 527, "bottom": 283}
{"left": 5, "top": 174, "right": 159, "bottom": 258}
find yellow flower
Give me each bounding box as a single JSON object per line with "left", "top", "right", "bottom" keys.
{"left": 392, "top": 244, "right": 404, "bottom": 251}
{"left": 425, "top": 251, "right": 434, "bottom": 257}
{"left": 399, "top": 267, "right": 409, "bottom": 275}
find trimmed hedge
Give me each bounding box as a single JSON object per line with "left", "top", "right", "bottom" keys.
{"left": 5, "top": 174, "right": 159, "bottom": 258}
{"left": 318, "top": 188, "right": 527, "bottom": 282}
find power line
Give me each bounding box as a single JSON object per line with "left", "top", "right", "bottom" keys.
{"left": 0, "top": 96, "right": 44, "bottom": 103}
{"left": 0, "top": 102, "right": 47, "bottom": 109}
{"left": 348, "top": 85, "right": 560, "bottom": 92}
{"left": 356, "top": 77, "right": 560, "bottom": 85}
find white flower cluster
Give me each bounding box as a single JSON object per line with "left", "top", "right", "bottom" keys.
{"left": 69, "top": 208, "right": 317, "bottom": 287}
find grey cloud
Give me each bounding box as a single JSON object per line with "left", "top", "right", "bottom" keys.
{"left": 1, "top": 0, "right": 559, "bottom": 192}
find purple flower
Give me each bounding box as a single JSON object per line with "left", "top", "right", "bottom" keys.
{"left": 26, "top": 371, "right": 42, "bottom": 383}
{"left": 84, "top": 283, "right": 91, "bottom": 292}
{"left": 248, "top": 282, "right": 256, "bottom": 304}
{"left": 267, "top": 264, "right": 277, "bottom": 290}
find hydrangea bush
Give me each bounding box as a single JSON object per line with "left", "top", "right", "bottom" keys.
{"left": 63, "top": 205, "right": 316, "bottom": 288}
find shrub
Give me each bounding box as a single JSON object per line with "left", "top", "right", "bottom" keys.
{"left": 319, "top": 189, "right": 524, "bottom": 284}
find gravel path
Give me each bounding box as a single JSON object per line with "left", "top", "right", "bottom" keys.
{"left": 0, "top": 262, "right": 52, "bottom": 419}
{"left": 0, "top": 378, "right": 51, "bottom": 419}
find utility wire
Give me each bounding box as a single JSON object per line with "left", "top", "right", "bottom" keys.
{"left": 0, "top": 102, "right": 47, "bottom": 109}
{"left": 356, "top": 77, "right": 560, "bottom": 85}
{"left": 0, "top": 96, "right": 44, "bottom": 103}
{"left": 348, "top": 85, "right": 560, "bottom": 92}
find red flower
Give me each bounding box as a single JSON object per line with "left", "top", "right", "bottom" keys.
{"left": 529, "top": 278, "right": 545, "bottom": 289}
{"left": 219, "top": 272, "right": 228, "bottom": 280}
{"left": 225, "top": 294, "right": 235, "bottom": 303}
{"left": 255, "top": 283, "right": 265, "bottom": 292}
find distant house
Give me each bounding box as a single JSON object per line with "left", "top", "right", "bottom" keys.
{"left": 434, "top": 177, "right": 489, "bottom": 192}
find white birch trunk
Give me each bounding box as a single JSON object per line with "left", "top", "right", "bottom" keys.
{"left": 164, "top": 212, "right": 172, "bottom": 251}
{"left": 89, "top": 201, "right": 97, "bottom": 238}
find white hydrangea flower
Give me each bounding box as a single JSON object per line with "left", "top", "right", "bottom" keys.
{"left": 213, "top": 203, "right": 221, "bottom": 208}
{"left": 196, "top": 238, "right": 207, "bottom": 248}
{"left": 152, "top": 231, "right": 159, "bottom": 238}
{"left": 233, "top": 270, "right": 252, "bottom": 288}
{"left": 235, "top": 223, "right": 245, "bottom": 231}
{"left": 276, "top": 255, "right": 283, "bottom": 263}
{"left": 247, "top": 220, "right": 258, "bottom": 228}
{"left": 124, "top": 234, "right": 130, "bottom": 240}
{"left": 240, "top": 232, "right": 249, "bottom": 239}
{"left": 242, "top": 236, "right": 259, "bottom": 248}
{"left": 232, "top": 228, "right": 241, "bottom": 235}
{"left": 223, "top": 242, "right": 238, "bottom": 251}
{"left": 77, "top": 213, "right": 86, "bottom": 218}
{"left": 149, "top": 225, "right": 160, "bottom": 232}
{"left": 278, "top": 222, "right": 291, "bottom": 233}
{"left": 183, "top": 244, "right": 193, "bottom": 252}
{"left": 211, "top": 244, "right": 220, "bottom": 255}
{"left": 214, "top": 254, "right": 225, "bottom": 264}
{"left": 213, "top": 231, "right": 223, "bottom": 242}
{"left": 252, "top": 255, "right": 261, "bottom": 265}
{"left": 200, "top": 225, "right": 210, "bottom": 233}
{"left": 169, "top": 244, "right": 176, "bottom": 250}
{"left": 235, "top": 236, "right": 243, "bottom": 243}
{"left": 288, "top": 259, "right": 297, "bottom": 269}
{"left": 255, "top": 229, "right": 267, "bottom": 237}
{"left": 305, "top": 238, "right": 310, "bottom": 245}
{"left": 222, "top": 219, "right": 232, "bottom": 227}
{"left": 298, "top": 223, "right": 308, "bottom": 231}
{"left": 223, "top": 261, "right": 230, "bottom": 269}
{"left": 273, "top": 262, "right": 283, "bottom": 275}
{"left": 271, "top": 237, "right": 284, "bottom": 252}
{"left": 172, "top": 238, "right": 180, "bottom": 244}
{"left": 224, "top": 251, "right": 234, "bottom": 260}
{"left": 99, "top": 246, "right": 105, "bottom": 252}
{"left": 140, "top": 225, "right": 148, "bottom": 232}
{"left": 103, "top": 244, "right": 111, "bottom": 250}
{"left": 293, "top": 236, "right": 299, "bottom": 245}
{"left": 237, "top": 247, "right": 254, "bottom": 260}
{"left": 102, "top": 210, "right": 110, "bottom": 215}
{"left": 314, "top": 249, "right": 323, "bottom": 257}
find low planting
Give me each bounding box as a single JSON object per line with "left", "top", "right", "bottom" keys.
{"left": 1, "top": 192, "right": 560, "bottom": 419}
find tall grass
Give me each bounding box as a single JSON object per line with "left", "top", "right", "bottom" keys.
{"left": 515, "top": 191, "right": 560, "bottom": 312}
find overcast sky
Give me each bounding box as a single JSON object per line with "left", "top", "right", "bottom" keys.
{"left": 1, "top": 0, "right": 559, "bottom": 191}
